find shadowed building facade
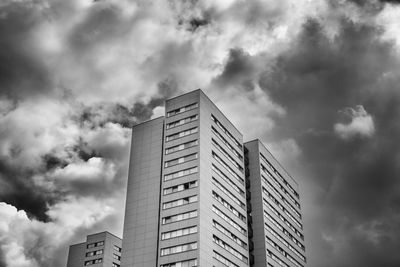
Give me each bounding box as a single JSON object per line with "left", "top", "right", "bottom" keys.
{"left": 120, "top": 89, "right": 306, "bottom": 267}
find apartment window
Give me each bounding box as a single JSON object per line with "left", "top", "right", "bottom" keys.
{"left": 164, "top": 167, "right": 198, "bottom": 181}
{"left": 163, "top": 180, "right": 198, "bottom": 195}
{"left": 85, "top": 249, "right": 103, "bottom": 257}
{"left": 213, "top": 235, "right": 248, "bottom": 263}
{"left": 165, "top": 140, "right": 198, "bottom": 154}
{"left": 86, "top": 241, "right": 104, "bottom": 249}
{"left": 212, "top": 206, "right": 246, "bottom": 235}
{"left": 84, "top": 258, "right": 103, "bottom": 266}
{"left": 213, "top": 251, "right": 239, "bottom": 267}
{"left": 113, "top": 245, "right": 122, "bottom": 252}
{"left": 212, "top": 177, "right": 245, "bottom": 209}
{"left": 264, "top": 205, "right": 304, "bottom": 240}
{"left": 161, "top": 226, "right": 198, "bottom": 240}
{"left": 212, "top": 138, "right": 243, "bottom": 172}
{"left": 212, "top": 220, "right": 247, "bottom": 248}
{"left": 113, "top": 253, "right": 121, "bottom": 261}
{"left": 165, "top": 153, "right": 198, "bottom": 168}
{"left": 212, "top": 164, "right": 244, "bottom": 197}
{"left": 166, "top": 114, "right": 198, "bottom": 129}
{"left": 162, "top": 210, "right": 197, "bottom": 224}
{"left": 161, "top": 259, "right": 198, "bottom": 267}
{"left": 211, "top": 126, "right": 242, "bottom": 160}
{"left": 112, "top": 263, "right": 120, "bottom": 267}
{"left": 211, "top": 115, "right": 242, "bottom": 149}
{"left": 167, "top": 103, "right": 198, "bottom": 117}
{"left": 160, "top": 242, "right": 197, "bottom": 256}
{"left": 266, "top": 237, "right": 304, "bottom": 267}
{"left": 212, "top": 152, "right": 243, "bottom": 183}
{"left": 166, "top": 127, "right": 198, "bottom": 142}
{"left": 212, "top": 191, "right": 246, "bottom": 222}
{"left": 163, "top": 195, "right": 198, "bottom": 209}
{"left": 267, "top": 250, "right": 289, "bottom": 267}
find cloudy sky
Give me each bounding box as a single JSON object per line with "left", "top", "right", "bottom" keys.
{"left": 1, "top": 0, "right": 400, "bottom": 266}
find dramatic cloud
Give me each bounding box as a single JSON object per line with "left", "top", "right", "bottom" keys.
{"left": 334, "top": 105, "right": 375, "bottom": 139}
{"left": 1, "top": 0, "right": 400, "bottom": 267}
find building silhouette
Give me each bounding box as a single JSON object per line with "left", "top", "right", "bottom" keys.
{"left": 120, "top": 89, "right": 306, "bottom": 267}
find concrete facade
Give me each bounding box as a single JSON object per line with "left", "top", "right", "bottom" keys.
{"left": 120, "top": 89, "right": 306, "bottom": 267}
{"left": 66, "top": 232, "right": 122, "bottom": 267}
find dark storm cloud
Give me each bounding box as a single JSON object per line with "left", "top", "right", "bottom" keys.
{"left": 256, "top": 18, "right": 400, "bottom": 266}
{"left": 0, "top": 2, "right": 53, "bottom": 100}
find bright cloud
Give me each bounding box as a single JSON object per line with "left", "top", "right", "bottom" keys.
{"left": 334, "top": 105, "right": 375, "bottom": 140}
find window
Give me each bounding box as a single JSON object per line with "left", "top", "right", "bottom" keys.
{"left": 165, "top": 140, "right": 198, "bottom": 154}
{"left": 164, "top": 153, "right": 198, "bottom": 168}
{"left": 267, "top": 250, "right": 289, "bottom": 267}
{"left": 163, "top": 195, "right": 198, "bottom": 209}
{"left": 113, "top": 253, "right": 121, "bottom": 261}
{"left": 212, "top": 220, "right": 247, "bottom": 248}
{"left": 212, "top": 206, "right": 246, "bottom": 235}
{"left": 166, "top": 114, "right": 198, "bottom": 129}
{"left": 85, "top": 249, "right": 103, "bottom": 257}
{"left": 164, "top": 167, "right": 198, "bottom": 181}
{"left": 266, "top": 237, "right": 304, "bottom": 267}
{"left": 212, "top": 177, "right": 245, "bottom": 209}
{"left": 211, "top": 126, "right": 242, "bottom": 160}
{"left": 212, "top": 191, "right": 246, "bottom": 222}
{"left": 163, "top": 181, "right": 198, "bottom": 195}
{"left": 166, "top": 127, "right": 198, "bottom": 142}
{"left": 264, "top": 205, "right": 304, "bottom": 240}
{"left": 212, "top": 139, "right": 243, "bottom": 172}
{"left": 211, "top": 115, "right": 242, "bottom": 149}
{"left": 112, "top": 263, "right": 120, "bottom": 267}
{"left": 161, "top": 259, "right": 198, "bottom": 267}
{"left": 162, "top": 210, "right": 197, "bottom": 224}
{"left": 86, "top": 241, "right": 104, "bottom": 249}
{"left": 213, "top": 235, "right": 248, "bottom": 263}
{"left": 214, "top": 251, "right": 239, "bottom": 267}
{"left": 84, "top": 258, "right": 103, "bottom": 266}
{"left": 167, "top": 103, "right": 198, "bottom": 117}
{"left": 161, "top": 226, "right": 197, "bottom": 240}
{"left": 113, "top": 245, "right": 122, "bottom": 252}
{"left": 160, "top": 242, "right": 197, "bottom": 256}
{"left": 212, "top": 164, "right": 244, "bottom": 196}
{"left": 212, "top": 152, "right": 243, "bottom": 183}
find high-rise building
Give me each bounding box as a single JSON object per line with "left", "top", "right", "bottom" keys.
{"left": 66, "top": 231, "right": 122, "bottom": 267}
{"left": 245, "top": 140, "right": 306, "bottom": 267}
{"left": 120, "top": 89, "right": 306, "bottom": 267}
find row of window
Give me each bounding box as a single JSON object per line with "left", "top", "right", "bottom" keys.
{"left": 262, "top": 166, "right": 300, "bottom": 209}
{"left": 85, "top": 249, "right": 102, "bottom": 257}
{"left": 265, "top": 225, "right": 306, "bottom": 262}
{"left": 263, "top": 177, "right": 301, "bottom": 219}
{"left": 212, "top": 177, "right": 245, "bottom": 209}
{"left": 212, "top": 164, "right": 244, "bottom": 196}
{"left": 112, "top": 263, "right": 120, "bottom": 267}
{"left": 212, "top": 206, "right": 246, "bottom": 235}
{"left": 86, "top": 241, "right": 104, "bottom": 249}
{"left": 266, "top": 236, "right": 304, "bottom": 267}
{"left": 267, "top": 250, "right": 289, "bottom": 267}
{"left": 213, "top": 235, "right": 248, "bottom": 263}
{"left": 212, "top": 191, "right": 246, "bottom": 222}
{"left": 265, "top": 213, "right": 305, "bottom": 251}
{"left": 162, "top": 210, "right": 197, "bottom": 225}
{"left": 214, "top": 251, "right": 238, "bottom": 267}
{"left": 264, "top": 205, "right": 304, "bottom": 240}
{"left": 113, "top": 253, "right": 121, "bottom": 261}
{"left": 84, "top": 258, "right": 102, "bottom": 266}
{"left": 213, "top": 220, "right": 247, "bottom": 249}
{"left": 161, "top": 259, "right": 198, "bottom": 267}
{"left": 263, "top": 189, "right": 303, "bottom": 229}
{"left": 163, "top": 180, "right": 198, "bottom": 195}
{"left": 212, "top": 152, "right": 243, "bottom": 184}
{"left": 212, "top": 138, "right": 243, "bottom": 173}
{"left": 167, "top": 103, "right": 198, "bottom": 117}
{"left": 165, "top": 140, "right": 198, "bottom": 155}
{"left": 166, "top": 127, "right": 198, "bottom": 142}
{"left": 260, "top": 153, "right": 299, "bottom": 199}
{"left": 166, "top": 114, "right": 198, "bottom": 129}
{"left": 211, "top": 115, "right": 242, "bottom": 149}
{"left": 163, "top": 195, "right": 198, "bottom": 210}
{"left": 161, "top": 226, "right": 197, "bottom": 240}
{"left": 160, "top": 242, "right": 197, "bottom": 256}
{"left": 164, "top": 167, "right": 198, "bottom": 182}
{"left": 165, "top": 153, "right": 198, "bottom": 168}
{"left": 211, "top": 126, "right": 242, "bottom": 160}
{"left": 114, "top": 245, "right": 122, "bottom": 252}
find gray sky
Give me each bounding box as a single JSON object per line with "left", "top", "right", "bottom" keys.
{"left": 1, "top": 0, "right": 400, "bottom": 266}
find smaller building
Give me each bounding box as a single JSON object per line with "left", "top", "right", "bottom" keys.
{"left": 66, "top": 231, "right": 122, "bottom": 267}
